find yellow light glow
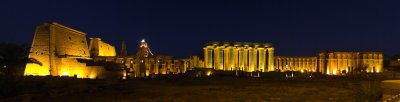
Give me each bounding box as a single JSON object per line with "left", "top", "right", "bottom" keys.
{"left": 62, "top": 72, "right": 69, "bottom": 76}
{"left": 206, "top": 71, "right": 212, "bottom": 76}
{"left": 332, "top": 70, "right": 337, "bottom": 75}
{"left": 24, "top": 63, "right": 50, "bottom": 76}
{"left": 300, "top": 70, "right": 304, "bottom": 73}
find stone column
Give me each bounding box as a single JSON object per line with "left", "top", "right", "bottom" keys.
{"left": 248, "top": 47, "right": 254, "bottom": 72}
{"left": 234, "top": 47, "right": 239, "bottom": 70}
{"left": 243, "top": 47, "right": 248, "bottom": 71}
{"left": 224, "top": 47, "right": 229, "bottom": 71}
{"left": 203, "top": 47, "right": 209, "bottom": 68}
{"left": 258, "top": 48, "right": 266, "bottom": 72}
{"left": 238, "top": 47, "right": 244, "bottom": 70}
{"left": 267, "top": 47, "right": 274, "bottom": 71}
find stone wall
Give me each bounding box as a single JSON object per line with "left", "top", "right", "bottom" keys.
{"left": 89, "top": 38, "right": 116, "bottom": 57}
{"left": 24, "top": 22, "right": 107, "bottom": 79}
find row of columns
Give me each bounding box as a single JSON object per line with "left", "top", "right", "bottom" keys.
{"left": 204, "top": 44, "right": 274, "bottom": 72}
{"left": 274, "top": 57, "right": 317, "bottom": 72}
{"left": 318, "top": 52, "right": 384, "bottom": 75}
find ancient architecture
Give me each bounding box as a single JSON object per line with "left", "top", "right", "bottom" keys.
{"left": 24, "top": 22, "right": 201, "bottom": 78}
{"left": 274, "top": 56, "right": 318, "bottom": 72}
{"left": 89, "top": 38, "right": 116, "bottom": 57}
{"left": 204, "top": 41, "right": 384, "bottom": 75}
{"left": 203, "top": 42, "right": 274, "bottom": 72}
{"left": 274, "top": 51, "right": 383, "bottom": 75}
{"left": 24, "top": 22, "right": 384, "bottom": 79}
{"left": 24, "top": 22, "right": 109, "bottom": 78}
{"left": 318, "top": 51, "right": 383, "bottom": 75}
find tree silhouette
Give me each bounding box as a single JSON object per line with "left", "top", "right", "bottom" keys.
{"left": 0, "top": 43, "right": 30, "bottom": 77}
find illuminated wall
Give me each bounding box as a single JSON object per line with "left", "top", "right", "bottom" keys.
{"left": 203, "top": 42, "right": 274, "bottom": 72}
{"left": 274, "top": 56, "right": 317, "bottom": 72}
{"left": 24, "top": 22, "right": 106, "bottom": 78}
{"left": 110, "top": 55, "right": 175, "bottom": 77}
{"left": 318, "top": 51, "right": 383, "bottom": 75}
{"left": 52, "top": 23, "right": 90, "bottom": 58}
{"left": 24, "top": 25, "right": 51, "bottom": 76}
{"left": 89, "top": 38, "right": 116, "bottom": 57}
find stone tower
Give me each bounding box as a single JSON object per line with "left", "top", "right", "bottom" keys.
{"left": 24, "top": 22, "right": 91, "bottom": 76}
{"left": 120, "top": 41, "right": 127, "bottom": 56}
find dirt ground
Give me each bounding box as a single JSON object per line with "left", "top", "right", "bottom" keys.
{"left": 0, "top": 76, "right": 382, "bottom": 102}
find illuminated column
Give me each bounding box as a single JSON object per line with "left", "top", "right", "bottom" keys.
{"left": 274, "top": 57, "right": 279, "bottom": 72}
{"left": 314, "top": 58, "right": 317, "bottom": 72}
{"left": 343, "top": 54, "right": 347, "bottom": 72}
{"left": 253, "top": 47, "right": 258, "bottom": 71}
{"left": 203, "top": 47, "right": 208, "bottom": 68}
{"left": 378, "top": 53, "right": 383, "bottom": 72}
{"left": 204, "top": 46, "right": 214, "bottom": 68}
{"left": 267, "top": 47, "right": 274, "bottom": 71}
{"left": 307, "top": 58, "right": 310, "bottom": 72}
{"left": 248, "top": 48, "right": 256, "bottom": 72}
{"left": 224, "top": 47, "right": 229, "bottom": 71}
{"left": 238, "top": 47, "right": 244, "bottom": 70}
{"left": 369, "top": 54, "right": 373, "bottom": 72}
{"left": 299, "top": 58, "right": 303, "bottom": 71}
{"left": 234, "top": 47, "right": 239, "bottom": 70}
{"left": 258, "top": 48, "right": 266, "bottom": 72}
{"left": 219, "top": 47, "right": 224, "bottom": 70}
{"left": 229, "top": 47, "right": 234, "bottom": 70}
{"left": 288, "top": 58, "right": 292, "bottom": 71}
{"left": 214, "top": 47, "right": 220, "bottom": 70}
{"left": 276, "top": 57, "right": 280, "bottom": 70}
{"left": 243, "top": 47, "right": 249, "bottom": 71}
{"left": 281, "top": 58, "right": 284, "bottom": 71}
{"left": 292, "top": 58, "right": 296, "bottom": 71}
{"left": 214, "top": 47, "right": 224, "bottom": 70}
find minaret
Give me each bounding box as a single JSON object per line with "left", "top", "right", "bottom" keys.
{"left": 136, "top": 39, "right": 151, "bottom": 58}
{"left": 121, "top": 40, "right": 127, "bottom": 56}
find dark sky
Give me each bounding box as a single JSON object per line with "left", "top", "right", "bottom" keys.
{"left": 0, "top": 0, "right": 398, "bottom": 58}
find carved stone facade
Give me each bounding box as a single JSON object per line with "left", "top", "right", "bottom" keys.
{"left": 24, "top": 22, "right": 108, "bottom": 78}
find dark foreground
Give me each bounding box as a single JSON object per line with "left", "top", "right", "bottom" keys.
{"left": 0, "top": 76, "right": 382, "bottom": 102}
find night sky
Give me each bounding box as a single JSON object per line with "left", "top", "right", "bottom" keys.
{"left": 0, "top": 0, "right": 398, "bottom": 58}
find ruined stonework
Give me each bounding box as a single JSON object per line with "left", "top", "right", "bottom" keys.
{"left": 24, "top": 22, "right": 107, "bottom": 78}
{"left": 89, "top": 38, "right": 116, "bottom": 57}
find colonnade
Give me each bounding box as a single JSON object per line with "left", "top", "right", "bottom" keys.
{"left": 203, "top": 42, "right": 274, "bottom": 72}
{"left": 274, "top": 56, "right": 317, "bottom": 72}
{"left": 319, "top": 52, "right": 384, "bottom": 75}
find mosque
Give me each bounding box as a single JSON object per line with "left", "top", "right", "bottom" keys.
{"left": 23, "top": 22, "right": 383, "bottom": 79}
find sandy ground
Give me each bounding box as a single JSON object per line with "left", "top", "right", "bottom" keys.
{"left": 0, "top": 77, "right": 382, "bottom": 102}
